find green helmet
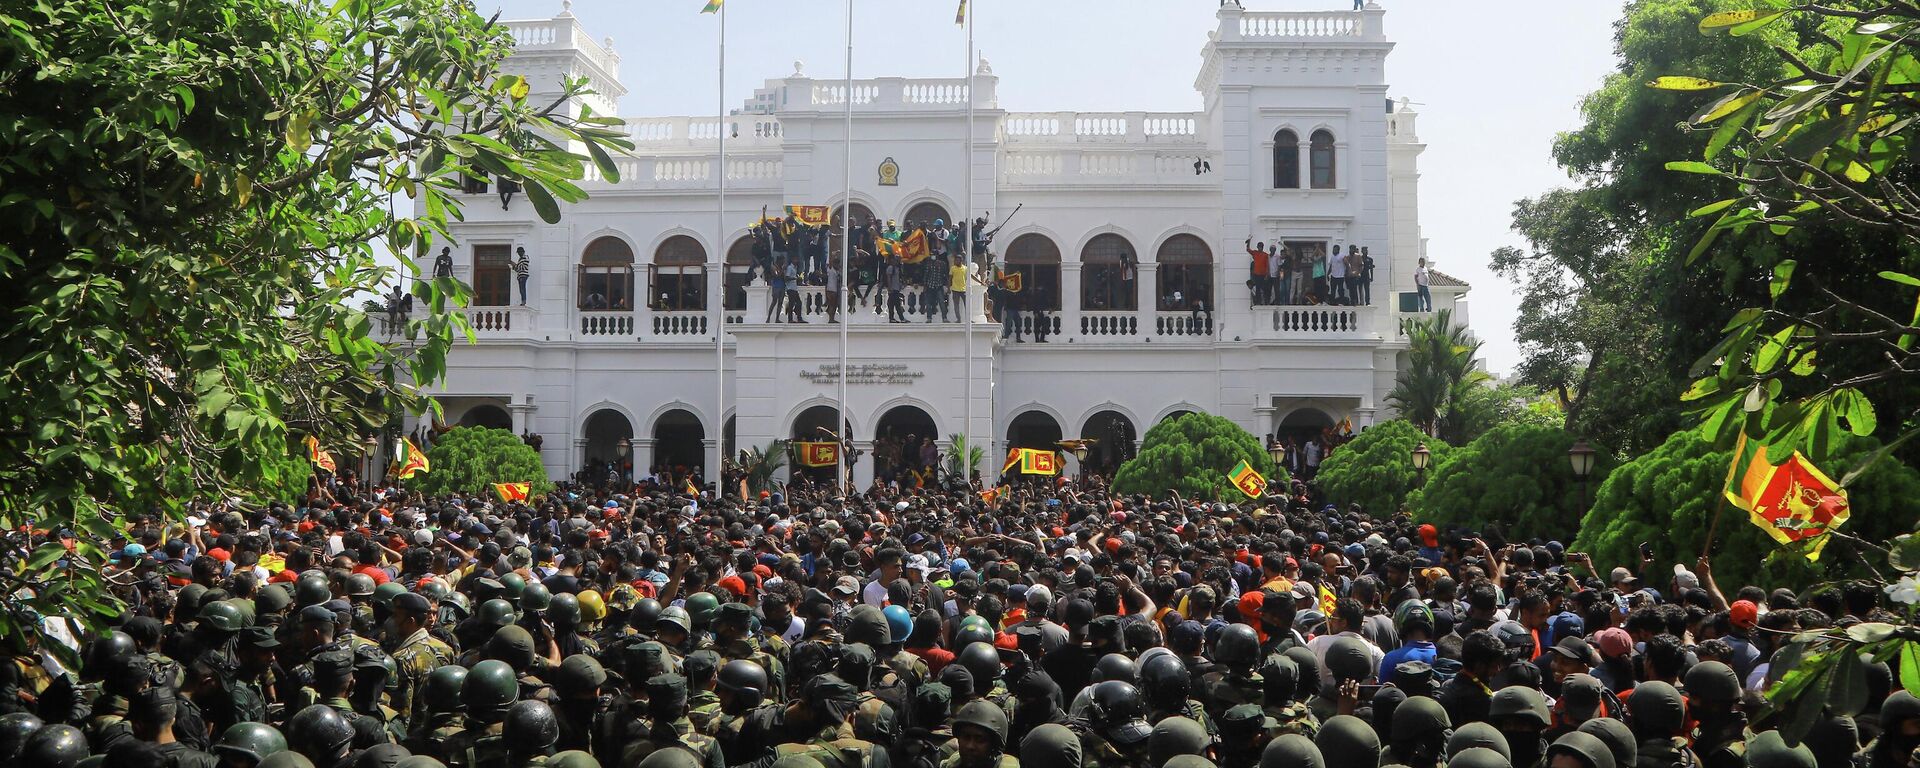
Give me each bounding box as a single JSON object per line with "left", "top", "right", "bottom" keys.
{"left": 846, "top": 604, "right": 890, "bottom": 647}
{"left": 259, "top": 753, "right": 317, "bottom": 768}
{"left": 1545, "top": 732, "right": 1615, "bottom": 768}
{"left": 1744, "top": 728, "right": 1815, "bottom": 768}
{"left": 1019, "top": 724, "right": 1082, "bottom": 768}
{"left": 1148, "top": 716, "right": 1209, "bottom": 764}
{"left": 1316, "top": 715, "right": 1382, "bottom": 768}
{"left": 549, "top": 751, "right": 601, "bottom": 768}
{"left": 488, "top": 625, "right": 537, "bottom": 671}
{"left": 201, "top": 600, "right": 248, "bottom": 632}
{"left": 685, "top": 593, "right": 720, "bottom": 628}
{"left": 1393, "top": 600, "right": 1434, "bottom": 633}
{"left": 372, "top": 582, "right": 407, "bottom": 606}
{"left": 461, "top": 659, "right": 520, "bottom": 720}
{"left": 553, "top": 655, "right": 608, "bottom": 697}
{"left": 394, "top": 758, "right": 447, "bottom": 768}
{"left": 256, "top": 584, "right": 293, "bottom": 615}
{"left": 346, "top": 573, "right": 377, "bottom": 598}
{"left": 500, "top": 573, "right": 527, "bottom": 599}
{"left": 1262, "top": 733, "right": 1326, "bottom": 768}
{"left": 1577, "top": 719, "right": 1637, "bottom": 768}
{"left": 20, "top": 724, "right": 87, "bottom": 768}
{"left": 548, "top": 593, "right": 580, "bottom": 627}
{"left": 295, "top": 574, "right": 333, "bottom": 607}
{"left": 952, "top": 621, "right": 995, "bottom": 649}
{"left": 1624, "top": 682, "right": 1685, "bottom": 736}
{"left": 656, "top": 606, "right": 692, "bottom": 635}
{"left": 1214, "top": 624, "right": 1260, "bottom": 669}
{"left": 1165, "top": 758, "right": 1215, "bottom": 768}
{"left": 953, "top": 700, "right": 1009, "bottom": 748}
{"left": 503, "top": 700, "right": 559, "bottom": 754}
{"left": 1683, "top": 661, "right": 1742, "bottom": 706}
{"left": 1325, "top": 637, "right": 1375, "bottom": 683}
{"left": 420, "top": 579, "right": 453, "bottom": 603}
{"left": 638, "top": 750, "right": 703, "bottom": 768}
{"left": 1392, "top": 696, "right": 1451, "bottom": 740}
{"left": 477, "top": 599, "right": 516, "bottom": 628}
{"left": 520, "top": 583, "right": 552, "bottom": 613}
{"left": 1489, "top": 686, "right": 1550, "bottom": 729}
{"left": 1448, "top": 722, "right": 1511, "bottom": 761}
{"left": 286, "top": 704, "right": 354, "bottom": 764}
{"left": 212, "top": 721, "right": 289, "bottom": 765}
{"left": 423, "top": 665, "right": 469, "bottom": 714}
{"left": 1451, "top": 747, "right": 1513, "bottom": 768}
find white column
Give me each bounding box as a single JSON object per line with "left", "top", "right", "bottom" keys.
{"left": 852, "top": 440, "right": 876, "bottom": 491}
{"left": 631, "top": 438, "right": 655, "bottom": 482}
{"left": 1135, "top": 263, "right": 1158, "bottom": 320}
{"left": 1061, "top": 263, "right": 1083, "bottom": 339}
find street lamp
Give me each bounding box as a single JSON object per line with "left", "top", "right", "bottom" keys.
{"left": 615, "top": 437, "right": 630, "bottom": 458}
{"left": 1412, "top": 442, "right": 1431, "bottom": 486}
{"left": 1569, "top": 440, "right": 1597, "bottom": 509}
{"left": 1069, "top": 442, "right": 1089, "bottom": 480}
{"left": 363, "top": 435, "right": 379, "bottom": 489}
{"left": 1267, "top": 438, "right": 1287, "bottom": 470}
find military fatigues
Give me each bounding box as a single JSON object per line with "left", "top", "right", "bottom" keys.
{"left": 718, "top": 636, "right": 787, "bottom": 703}
{"left": 1200, "top": 671, "right": 1263, "bottom": 722}
{"left": 620, "top": 717, "right": 725, "bottom": 768}
{"left": 1268, "top": 699, "right": 1317, "bottom": 739}
{"left": 775, "top": 725, "right": 886, "bottom": 768}
{"left": 390, "top": 628, "right": 455, "bottom": 725}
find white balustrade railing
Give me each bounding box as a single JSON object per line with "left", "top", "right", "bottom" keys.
{"left": 622, "top": 116, "right": 784, "bottom": 148}
{"left": 579, "top": 311, "right": 634, "bottom": 337}
{"left": 505, "top": 18, "right": 619, "bottom": 79}
{"left": 1238, "top": 10, "right": 1363, "bottom": 38}
{"left": 1004, "top": 111, "right": 1208, "bottom": 145}
{"left": 652, "top": 159, "right": 711, "bottom": 182}
{"left": 1272, "top": 307, "right": 1364, "bottom": 335}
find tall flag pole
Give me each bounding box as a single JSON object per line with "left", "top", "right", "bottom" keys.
{"left": 838, "top": 0, "right": 854, "bottom": 492}
{"left": 711, "top": 0, "right": 727, "bottom": 494}
{"left": 961, "top": 0, "right": 977, "bottom": 486}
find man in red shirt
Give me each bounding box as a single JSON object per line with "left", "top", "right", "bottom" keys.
{"left": 1246, "top": 237, "right": 1271, "bottom": 304}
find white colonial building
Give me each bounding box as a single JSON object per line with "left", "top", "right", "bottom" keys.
{"left": 404, "top": 1, "right": 1471, "bottom": 486}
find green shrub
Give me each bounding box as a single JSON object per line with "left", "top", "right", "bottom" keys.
{"left": 1409, "top": 424, "right": 1616, "bottom": 543}
{"left": 1315, "top": 420, "right": 1449, "bottom": 516}
{"left": 1112, "top": 412, "right": 1286, "bottom": 501}
{"left": 409, "top": 427, "right": 553, "bottom": 499}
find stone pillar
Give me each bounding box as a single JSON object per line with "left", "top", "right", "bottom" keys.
{"left": 745, "top": 284, "right": 770, "bottom": 323}
{"left": 631, "top": 438, "right": 656, "bottom": 483}
{"left": 1135, "top": 263, "right": 1159, "bottom": 320}
{"left": 702, "top": 439, "right": 720, "bottom": 487}
{"left": 850, "top": 440, "right": 876, "bottom": 490}
{"left": 573, "top": 437, "right": 588, "bottom": 477}
{"left": 1061, "top": 263, "right": 1083, "bottom": 339}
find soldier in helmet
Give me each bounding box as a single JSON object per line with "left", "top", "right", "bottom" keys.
{"left": 1387, "top": 696, "right": 1451, "bottom": 768}
{"left": 714, "top": 604, "right": 785, "bottom": 704}
{"left": 86, "top": 653, "right": 151, "bottom": 753}
{"left": 548, "top": 594, "right": 600, "bottom": 659}
{"left": 1214, "top": 704, "right": 1276, "bottom": 768}
{"left": 387, "top": 593, "right": 455, "bottom": 727}
{"left": 1018, "top": 724, "right": 1081, "bottom": 768}
{"left": 1489, "top": 686, "right": 1551, "bottom": 768}
{"left": 953, "top": 643, "right": 1008, "bottom": 727}
{"left": 1200, "top": 625, "right": 1264, "bottom": 721}
{"left": 709, "top": 658, "right": 772, "bottom": 760}
{"left": 837, "top": 645, "right": 900, "bottom": 747}
{"left": 1260, "top": 653, "right": 1315, "bottom": 739}
{"left": 1006, "top": 671, "right": 1068, "bottom": 757}
{"left": 1684, "top": 662, "right": 1748, "bottom": 768}
{"left": 620, "top": 675, "right": 723, "bottom": 768}
{"left": 1073, "top": 681, "right": 1152, "bottom": 768}
{"left": 304, "top": 647, "right": 393, "bottom": 749}
{"left": 1264, "top": 733, "right": 1324, "bottom": 768}
{"left": 286, "top": 704, "right": 359, "bottom": 768}
{"left": 684, "top": 594, "right": 721, "bottom": 648}
{"left": 1148, "top": 716, "right": 1208, "bottom": 766}
{"left": 22, "top": 724, "right": 89, "bottom": 768}
{"left": 210, "top": 721, "right": 289, "bottom": 768}
{"left": 1316, "top": 714, "right": 1381, "bottom": 768}
{"left": 484, "top": 626, "right": 557, "bottom": 706}
{"left": 655, "top": 608, "right": 697, "bottom": 661}
{"left": 899, "top": 682, "right": 955, "bottom": 768}
{"left": 948, "top": 700, "right": 1018, "bottom": 768}
{"left": 1625, "top": 681, "right": 1696, "bottom": 768}
{"left": 442, "top": 660, "right": 517, "bottom": 768}
{"left": 593, "top": 643, "right": 674, "bottom": 768}
{"left": 403, "top": 665, "right": 467, "bottom": 760}
{"left": 130, "top": 686, "right": 219, "bottom": 768}
{"left": 345, "top": 575, "right": 379, "bottom": 638}
{"left": 1546, "top": 731, "right": 1617, "bottom": 768}
{"left": 767, "top": 675, "right": 883, "bottom": 768}
{"left": 681, "top": 652, "right": 723, "bottom": 735}
{"left": 504, "top": 700, "right": 562, "bottom": 768}
{"left": 551, "top": 655, "right": 609, "bottom": 753}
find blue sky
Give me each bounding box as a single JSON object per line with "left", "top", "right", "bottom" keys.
{"left": 488, "top": 0, "right": 1630, "bottom": 375}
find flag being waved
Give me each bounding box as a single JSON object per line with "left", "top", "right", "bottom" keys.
{"left": 493, "top": 482, "right": 531, "bottom": 503}
{"left": 979, "top": 485, "right": 1004, "bottom": 504}
{"left": 899, "top": 229, "right": 931, "bottom": 264}
{"left": 785, "top": 205, "right": 832, "bottom": 227}
{"left": 394, "top": 437, "right": 430, "bottom": 479}
{"left": 955, "top": 0, "right": 968, "bottom": 25}
{"left": 795, "top": 441, "right": 840, "bottom": 468}
{"left": 1003, "top": 448, "right": 1059, "bottom": 476}
{"left": 305, "top": 435, "right": 337, "bottom": 474}
{"left": 701, "top": 0, "right": 722, "bottom": 13}
{"left": 1723, "top": 434, "right": 1851, "bottom": 560}
{"left": 1227, "top": 459, "right": 1267, "bottom": 498}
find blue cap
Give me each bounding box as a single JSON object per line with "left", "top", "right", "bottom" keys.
{"left": 121, "top": 543, "right": 147, "bottom": 558}
{"left": 950, "top": 558, "right": 969, "bottom": 574}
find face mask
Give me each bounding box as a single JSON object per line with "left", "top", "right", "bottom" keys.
{"left": 1502, "top": 731, "right": 1544, "bottom": 767}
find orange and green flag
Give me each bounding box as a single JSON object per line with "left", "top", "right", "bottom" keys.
{"left": 955, "top": 0, "right": 968, "bottom": 25}
{"left": 394, "top": 437, "right": 430, "bottom": 479}
{"left": 701, "top": 0, "right": 722, "bottom": 13}
{"left": 1002, "top": 448, "right": 1059, "bottom": 476}
{"left": 900, "top": 229, "right": 931, "bottom": 264}
{"left": 795, "top": 441, "right": 839, "bottom": 468}
{"left": 493, "top": 482, "right": 531, "bottom": 503}
{"left": 785, "top": 205, "right": 832, "bottom": 227}
{"left": 1228, "top": 459, "right": 1267, "bottom": 498}
{"left": 1723, "top": 434, "right": 1851, "bottom": 560}
{"left": 305, "top": 434, "right": 337, "bottom": 475}
{"left": 979, "top": 486, "right": 1004, "bottom": 504}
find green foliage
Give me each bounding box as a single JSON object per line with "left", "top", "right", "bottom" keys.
{"left": 1387, "top": 310, "right": 1490, "bottom": 442}
{"left": 0, "top": 0, "right": 627, "bottom": 652}
{"left": 1450, "top": 382, "right": 1566, "bottom": 444}
{"left": 255, "top": 450, "right": 316, "bottom": 506}
{"left": 409, "top": 428, "right": 552, "bottom": 499}
{"left": 945, "top": 433, "right": 985, "bottom": 478}
{"left": 743, "top": 440, "right": 789, "bottom": 494}
{"left": 1112, "top": 412, "right": 1285, "bottom": 501}
{"left": 1315, "top": 420, "right": 1449, "bottom": 516}
{"left": 1409, "top": 424, "right": 1616, "bottom": 543}
{"left": 1574, "top": 429, "right": 1920, "bottom": 592}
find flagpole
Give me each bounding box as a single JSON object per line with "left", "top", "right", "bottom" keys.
{"left": 838, "top": 0, "right": 854, "bottom": 494}
{"left": 713, "top": 0, "right": 727, "bottom": 495}
{"left": 962, "top": 0, "right": 975, "bottom": 490}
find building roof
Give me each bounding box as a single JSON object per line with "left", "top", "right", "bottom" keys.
{"left": 1428, "top": 269, "right": 1470, "bottom": 289}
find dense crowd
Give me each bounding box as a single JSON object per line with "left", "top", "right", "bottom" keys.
{"left": 1, "top": 477, "right": 1910, "bottom": 768}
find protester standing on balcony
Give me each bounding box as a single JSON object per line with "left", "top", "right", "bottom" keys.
{"left": 1246, "top": 237, "right": 1270, "bottom": 305}
{"left": 1273, "top": 243, "right": 1291, "bottom": 306}
{"left": 512, "top": 247, "right": 530, "bottom": 306}
{"left": 885, "top": 256, "right": 908, "bottom": 323}
{"left": 824, "top": 259, "right": 843, "bottom": 324}
{"left": 784, "top": 259, "right": 806, "bottom": 323}
{"left": 948, "top": 256, "right": 970, "bottom": 322}
{"left": 1414, "top": 258, "right": 1432, "bottom": 312}
{"left": 766, "top": 257, "right": 787, "bottom": 323}
{"left": 1290, "top": 245, "right": 1309, "bottom": 304}
{"left": 749, "top": 222, "right": 772, "bottom": 284}
{"left": 1346, "top": 245, "right": 1367, "bottom": 306}
{"left": 1329, "top": 244, "right": 1349, "bottom": 304}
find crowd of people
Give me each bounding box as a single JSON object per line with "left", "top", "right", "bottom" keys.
{"left": 1, "top": 474, "right": 1909, "bottom": 768}
{"left": 1242, "top": 239, "right": 1378, "bottom": 308}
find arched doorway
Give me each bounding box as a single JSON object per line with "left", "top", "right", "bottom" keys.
{"left": 725, "top": 237, "right": 755, "bottom": 311}
{"left": 581, "top": 409, "right": 634, "bottom": 484}
{"left": 458, "top": 404, "right": 512, "bottom": 431}
{"left": 791, "top": 405, "right": 854, "bottom": 484}
{"left": 1161, "top": 409, "right": 1197, "bottom": 425}
{"left": 1278, "top": 407, "right": 1336, "bottom": 480}
{"left": 652, "top": 409, "right": 705, "bottom": 479}
{"left": 1083, "top": 410, "right": 1137, "bottom": 476}
{"left": 831, "top": 202, "right": 878, "bottom": 261}
{"left": 902, "top": 202, "right": 951, "bottom": 229}
{"left": 1006, "top": 411, "right": 1063, "bottom": 451}
{"left": 875, "top": 405, "right": 938, "bottom": 486}
{"left": 723, "top": 416, "right": 737, "bottom": 463}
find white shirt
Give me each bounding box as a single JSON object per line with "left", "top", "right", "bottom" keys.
{"left": 1414, "top": 267, "right": 1430, "bottom": 287}
{"left": 1329, "top": 252, "right": 1347, "bottom": 278}
{"left": 1307, "top": 630, "right": 1385, "bottom": 687}
{"left": 862, "top": 579, "right": 889, "bottom": 607}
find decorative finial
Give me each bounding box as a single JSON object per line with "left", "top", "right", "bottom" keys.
{"left": 604, "top": 36, "right": 615, "bottom": 51}
{"left": 792, "top": 60, "right": 806, "bottom": 77}
{"left": 975, "top": 56, "right": 992, "bottom": 76}
{"left": 558, "top": 0, "right": 572, "bottom": 16}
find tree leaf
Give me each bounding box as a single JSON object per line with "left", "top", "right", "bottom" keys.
{"left": 1836, "top": 388, "right": 1877, "bottom": 437}
{"left": 1649, "top": 76, "right": 1726, "bottom": 90}
{"left": 1692, "top": 89, "right": 1765, "bottom": 125}
{"left": 1691, "top": 199, "right": 1739, "bottom": 218}
{"left": 1666, "top": 161, "right": 1725, "bottom": 175}
{"left": 1700, "top": 9, "right": 1786, "bottom": 32}
{"left": 586, "top": 142, "right": 621, "bottom": 183}
{"left": 1846, "top": 623, "right": 1898, "bottom": 644}
{"left": 1707, "top": 100, "right": 1762, "bottom": 161}
{"left": 520, "top": 179, "right": 561, "bottom": 224}
{"left": 1901, "top": 641, "right": 1920, "bottom": 696}
{"left": 1770, "top": 259, "right": 1796, "bottom": 301}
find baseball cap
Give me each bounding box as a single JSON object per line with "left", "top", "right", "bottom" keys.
{"left": 1609, "top": 567, "right": 1638, "bottom": 586}
{"left": 832, "top": 575, "right": 860, "bottom": 596}
{"left": 1594, "top": 627, "right": 1632, "bottom": 659}
{"left": 1549, "top": 635, "right": 1600, "bottom": 667}
{"left": 1730, "top": 600, "right": 1759, "bottom": 629}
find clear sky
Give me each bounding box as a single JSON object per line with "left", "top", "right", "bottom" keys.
{"left": 486, "top": 0, "right": 1630, "bottom": 375}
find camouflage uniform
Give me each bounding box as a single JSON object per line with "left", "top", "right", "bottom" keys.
{"left": 775, "top": 724, "right": 886, "bottom": 768}
{"left": 688, "top": 690, "right": 723, "bottom": 735}
{"left": 1267, "top": 699, "right": 1318, "bottom": 739}
{"left": 389, "top": 628, "right": 455, "bottom": 725}
{"left": 718, "top": 636, "right": 787, "bottom": 703}
{"left": 620, "top": 717, "right": 725, "bottom": 768}
{"left": 1200, "top": 670, "right": 1264, "bottom": 722}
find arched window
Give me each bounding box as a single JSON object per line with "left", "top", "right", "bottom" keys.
{"left": 651, "top": 235, "right": 707, "bottom": 311}
{"left": 1004, "top": 234, "right": 1062, "bottom": 311}
{"left": 903, "top": 202, "right": 951, "bottom": 229}
{"left": 577, "top": 236, "right": 634, "bottom": 310}
{"left": 1310, "top": 129, "right": 1337, "bottom": 189}
{"left": 831, "top": 202, "right": 877, "bottom": 262}
{"left": 1156, "top": 234, "right": 1213, "bottom": 311}
{"left": 725, "top": 237, "right": 755, "bottom": 311}
{"left": 1273, "top": 129, "right": 1300, "bottom": 189}
{"left": 1080, "top": 233, "right": 1138, "bottom": 312}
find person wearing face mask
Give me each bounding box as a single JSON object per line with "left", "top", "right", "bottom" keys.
{"left": 1868, "top": 692, "right": 1920, "bottom": 768}
{"left": 1683, "top": 662, "right": 1748, "bottom": 768}
{"left": 385, "top": 593, "right": 454, "bottom": 728}
{"left": 1489, "top": 687, "right": 1552, "bottom": 768}
{"left": 1388, "top": 696, "right": 1452, "bottom": 768}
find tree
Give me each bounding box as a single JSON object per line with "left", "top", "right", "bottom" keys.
{"left": 409, "top": 428, "right": 553, "bottom": 499}
{"left": 741, "top": 440, "right": 789, "bottom": 495}
{"left": 1113, "top": 412, "right": 1285, "bottom": 501}
{"left": 0, "top": 0, "right": 628, "bottom": 650}
{"left": 1314, "top": 420, "right": 1449, "bottom": 517}
{"left": 1387, "top": 309, "right": 1490, "bottom": 442}
{"left": 1449, "top": 382, "right": 1567, "bottom": 444}
{"left": 1408, "top": 424, "right": 1617, "bottom": 544}
{"left": 1573, "top": 429, "right": 1920, "bottom": 593}
{"left": 945, "top": 433, "right": 985, "bottom": 479}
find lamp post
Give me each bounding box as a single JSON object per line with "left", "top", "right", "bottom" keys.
{"left": 1568, "top": 440, "right": 1597, "bottom": 508}
{"left": 1070, "top": 442, "right": 1090, "bottom": 482}
{"left": 1412, "top": 442, "right": 1431, "bottom": 485}
{"left": 1268, "top": 438, "right": 1287, "bottom": 472}
{"left": 363, "top": 435, "right": 379, "bottom": 490}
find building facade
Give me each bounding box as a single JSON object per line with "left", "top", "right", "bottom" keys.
{"left": 404, "top": 1, "right": 1471, "bottom": 486}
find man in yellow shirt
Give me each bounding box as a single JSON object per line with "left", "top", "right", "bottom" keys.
{"left": 948, "top": 258, "right": 971, "bottom": 321}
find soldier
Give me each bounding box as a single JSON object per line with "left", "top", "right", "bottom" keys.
{"left": 345, "top": 575, "right": 379, "bottom": 638}
{"left": 548, "top": 594, "right": 601, "bottom": 660}
{"left": 768, "top": 675, "right": 883, "bottom": 768}
{"left": 1625, "top": 681, "right": 1696, "bottom": 768}
{"left": 899, "top": 682, "right": 955, "bottom": 768}
{"left": 484, "top": 625, "right": 557, "bottom": 707}
{"left": 1684, "top": 662, "right": 1749, "bottom": 768}
{"left": 85, "top": 654, "right": 150, "bottom": 753}
{"left": 1447, "top": 722, "right": 1512, "bottom": 764}
{"left": 1200, "top": 625, "right": 1263, "bottom": 721}
{"left": 1148, "top": 717, "right": 1208, "bottom": 765}
{"left": 1546, "top": 732, "right": 1618, "bottom": 768}
{"left": 682, "top": 652, "right": 723, "bottom": 736}
{"left": 285, "top": 704, "right": 358, "bottom": 768}
{"left": 947, "top": 701, "right": 1018, "bottom": 768}
{"left": 878, "top": 606, "right": 928, "bottom": 693}
{"left": 129, "top": 687, "right": 219, "bottom": 768}
{"left": 443, "top": 660, "right": 517, "bottom": 768}
{"left": 655, "top": 608, "right": 696, "bottom": 661}
{"left": 1386, "top": 696, "right": 1451, "bottom": 768}
{"left": 403, "top": 665, "right": 467, "bottom": 760}
{"left": 20, "top": 725, "right": 88, "bottom": 768}
{"left": 305, "top": 647, "right": 393, "bottom": 749}
{"left": 1214, "top": 705, "right": 1276, "bottom": 768}
{"left": 1453, "top": 748, "right": 1514, "bottom": 768}
{"left": 1576, "top": 718, "right": 1638, "bottom": 768}
{"left": 503, "top": 700, "right": 562, "bottom": 768}
{"left": 954, "top": 643, "right": 1010, "bottom": 727}
{"left": 1739, "top": 731, "right": 1812, "bottom": 768}
{"left": 714, "top": 604, "right": 785, "bottom": 703}
{"left": 387, "top": 593, "right": 455, "bottom": 726}
{"left": 1073, "top": 681, "right": 1152, "bottom": 768}
{"left": 594, "top": 643, "right": 674, "bottom": 768}
{"left": 619, "top": 675, "right": 723, "bottom": 768}
{"left": 210, "top": 722, "right": 290, "bottom": 768}
{"left": 552, "top": 655, "right": 609, "bottom": 754}
{"left": 710, "top": 658, "right": 772, "bottom": 761}
{"left": 1017, "top": 724, "right": 1081, "bottom": 768}
{"left": 1260, "top": 653, "right": 1315, "bottom": 739}
{"left": 1316, "top": 715, "right": 1382, "bottom": 768}
{"left": 458, "top": 600, "right": 518, "bottom": 666}
{"left": 1141, "top": 653, "right": 1213, "bottom": 737}
{"left": 1489, "top": 687, "right": 1551, "bottom": 768}
{"left": 837, "top": 645, "right": 900, "bottom": 747}
{"left": 684, "top": 594, "right": 721, "bottom": 648}
{"left": 226, "top": 628, "right": 277, "bottom": 729}
{"left": 1006, "top": 672, "right": 1068, "bottom": 758}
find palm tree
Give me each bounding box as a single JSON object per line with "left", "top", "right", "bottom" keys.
{"left": 1388, "top": 309, "right": 1490, "bottom": 440}
{"left": 740, "top": 439, "right": 789, "bottom": 494}
{"left": 944, "top": 433, "right": 985, "bottom": 481}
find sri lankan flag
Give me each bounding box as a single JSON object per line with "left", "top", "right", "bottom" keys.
{"left": 1002, "top": 448, "right": 1059, "bottom": 476}
{"left": 955, "top": 0, "right": 967, "bottom": 25}
{"left": 786, "top": 205, "right": 832, "bottom": 227}
{"left": 900, "top": 229, "right": 931, "bottom": 264}
{"left": 997, "top": 269, "right": 1023, "bottom": 293}
{"left": 493, "top": 482, "right": 531, "bottom": 503}
{"left": 795, "top": 441, "right": 839, "bottom": 468}
{"left": 305, "top": 435, "right": 337, "bottom": 474}
{"left": 684, "top": 476, "right": 700, "bottom": 496}
{"left": 701, "top": 0, "right": 722, "bottom": 13}
{"left": 1228, "top": 459, "right": 1267, "bottom": 498}
{"left": 394, "top": 437, "right": 430, "bottom": 479}
{"left": 1724, "top": 434, "right": 1851, "bottom": 560}
{"left": 979, "top": 486, "right": 1004, "bottom": 504}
